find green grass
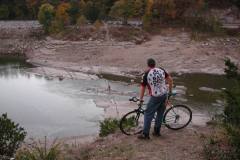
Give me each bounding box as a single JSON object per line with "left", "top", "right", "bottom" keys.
{"left": 99, "top": 118, "right": 119, "bottom": 137}
{"left": 15, "top": 138, "right": 63, "bottom": 160}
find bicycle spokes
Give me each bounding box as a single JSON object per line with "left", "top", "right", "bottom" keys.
{"left": 120, "top": 111, "right": 144, "bottom": 135}
{"left": 164, "top": 105, "right": 192, "bottom": 130}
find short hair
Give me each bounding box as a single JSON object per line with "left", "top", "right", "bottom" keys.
{"left": 147, "top": 58, "right": 156, "bottom": 67}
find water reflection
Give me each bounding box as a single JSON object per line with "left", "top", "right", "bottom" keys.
{"left": 0, "top": 62, "right": 104, "bottom": 138}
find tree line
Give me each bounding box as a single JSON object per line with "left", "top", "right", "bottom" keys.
{"left": 1, "top": 0, "right": 240, "bottom": 21}
{"left": 0, "top": 0, "right": 240, "bottom": 33}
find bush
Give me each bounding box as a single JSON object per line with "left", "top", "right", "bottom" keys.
{"left": 208, "top": 59, "right": 240, "bottom": 159}
{"left": 77, "top": 15, "right": 88, "bottom": 26}
{"left": 99, "top": 118, "right": 119, "bottom": 137}
{"left": 68, "top": 0, "right": 80, "bottom": 24}
{"left": 203, "top": 60, "right": 240, "bottom": 160}
{"left": 186, "top": 16, "right": 225, "bottom": 35}
{"left": 0, "top": 5, "right": 9, "bottom": 20}
{"left": 94, "top": 20, "right": 103, "bottom": 30}
{"left": 83, "top": 1, "right": 100, "bottom": 23}
{"left": 55, "top": 2, "right": 71, "bottom": 25}
{"left": 49, "top": 19, "right": 64, "bottom": 34}
{"left": 38, "top": 3, "right": 55, "bottom": 33}
{"left": 142, "top": 13, "right": 152, "bottom": 31}
{"left": 15, "top": 138, "right": 63, "bottom": 160}
{"left": 224, "top": 59, "right": 240, "bottom": 126}
{"left": 110, "top": 0, "right": 135, "bottom": 25}
{"left": 0, "top": 113, "right": 26, "bottom": 157}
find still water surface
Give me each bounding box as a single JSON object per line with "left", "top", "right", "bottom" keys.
{"left": 0, "top": 58, "right": 232, "bottom": 138}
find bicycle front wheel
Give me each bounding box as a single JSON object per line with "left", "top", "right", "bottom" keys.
{"left": 163, "top": 105, "right": 192, "bottom": 130}
{"left": 119, "top": 110, "right": 144, "bottom": 135}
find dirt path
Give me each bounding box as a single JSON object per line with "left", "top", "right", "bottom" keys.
{"left": 68, "top": 125, "right": 212, "bottom": 160}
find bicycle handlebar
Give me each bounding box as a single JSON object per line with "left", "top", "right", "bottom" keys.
{"left": 129, "top": 97, "right": 141, "bottom": 102}
{"left": 129, "top": 91, "right": 177, "bottom": 103}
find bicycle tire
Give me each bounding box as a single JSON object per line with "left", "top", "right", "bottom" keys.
{"left": 163, "top": 105, "right": 192, "bottom": 130}
{"left": 119, "top": 110, "right": 144, "bottom": 135}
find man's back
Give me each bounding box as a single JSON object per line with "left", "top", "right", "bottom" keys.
{"left": 142, "top": 67, "right": 168, "bottom": 97}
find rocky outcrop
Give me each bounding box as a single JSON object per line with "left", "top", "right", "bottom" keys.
{"left": 0, "top": 21, "right": 44, "bottom": 56}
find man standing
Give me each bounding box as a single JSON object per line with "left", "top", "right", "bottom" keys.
{"left": 138, "top": 58, "right": 173, "bottom": 139}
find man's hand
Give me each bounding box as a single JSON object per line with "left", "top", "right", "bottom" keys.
{"left": 166, "top": 75, "right": 173, "bottom": 95}
{"left": 137, "top": 99, "right": 144, "bottom": 105}
{"left": 139, "top": 85, "right": 146, "bottom": 104}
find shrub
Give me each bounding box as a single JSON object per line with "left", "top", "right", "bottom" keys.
{"left": 142, "top": 13, "right": 152, "bottom": 31}
{"left": 55, "top": 2, "right": 71, "bottom": 25}
{"left": 94, "top": 19, "right": 103, "bottom": 30}
{"left": 186, "top": 16, "right": 225, "bottom": 35}
{"left": 203, "top": 60, "right": 240, "bottom": 160}
{"left": 15, "top": 138, "right": 63, "bottom": 160}
{"left": 99, "top": 118, "right": 119, "bottom": 137}
{"left": 0, "top": 4, "right": 9, "bottom": 20}
{"left": 0, "top": 113, "right": 27, "bottom": 157}
{"left": 110, "top": 0, "right": 135, "bottom": 25}
{"left": 68, "top": 0, "right": 80, "bottom": 24}
{"left": 77, "top": 15, "right": 88, "bottom": 26}
{"left": 38, "top": 3, "right": 55, "bottom": 33}
{"left": 49, "top": 19, "right": 64, "bottom": 34}
{"left": 83, "top": 1, "right": 100, "bottom": 23}
{"left": 219, "top": 59, "right": 240, "bottom": 159}
{"left": 224, "top": 59, "right": 240, "bottom": 126}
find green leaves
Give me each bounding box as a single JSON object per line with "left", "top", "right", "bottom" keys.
{"left": 0, "top": 113, "right": 26, "bottom": 157}
{"left": 38, "top": 3, "right": 55, "bottom": 33}
{"left": 15, "top": 138, "right": 63, "bottom": 160}
{"left": 99, "top": 118, "right": 119, "bottom": 137}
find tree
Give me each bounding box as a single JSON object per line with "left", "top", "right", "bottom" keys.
{"left": 83, "top": 1, "right": 100, "bottom": 23}
{"left": 224, "top": 59, "right": 240, "bottom": 126}
{"left": 38, "top": 3, "right": 55, "bottom": 33}
{"left": 142, "top": 0, "right": 153, "bottom": 30}
{"left": 133, "top": 0, "right": 145, "bottom": 17}
{"left": 26, "top": 0, "right": 41, "bottom": 19}
{"left": 110, "top": 0, "right": 135, "bottom": 24}
{"left": 79, "top": 0, "right": 86, "bottom": 14}
{"left": 0, "top": 113, "right": 27, "bottom": 157}
{"left": 56, "top": 2, "right": 71, "bottom": 25}
{"left": 152, "top": 0, "right": 176, "bottom": 22}
{"left": 68, "top": 0, "right": 80, "bottom": 24}
{"left": 0, "top": 5, "right": 9, "bottom": 20}
{"left": 232, "top": 0, "right": 240, "bottom": 8}
{"left": 77, "top": 15, "right": 88, "bottom": 26}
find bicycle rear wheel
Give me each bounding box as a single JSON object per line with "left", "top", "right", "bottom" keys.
{"left": 163, "top": 105, "right": 192, "bottom": 130}
{"left": 119, "top": 110, "right": 144, "bottom": 135}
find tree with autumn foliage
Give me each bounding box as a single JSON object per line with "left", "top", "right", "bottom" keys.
{"left": 152, "top": 0, "right": 176, "bottom": 22}
{"left": 134, "top": 0, "right": 145, "bottom": 17}
{"left": 26, "top": 0, "right": 41, "bottom": 19}
{"left": 110, "top": 0, "right": 135, "bottom": 24}
{"left": 142, "top": 0, "right": 153, "bottom": 30}
{"left": 55, "top": 2, "right": 71, "bottom": 25}
{"left": 38, "top": 3, "right": 55, "bottom": 33}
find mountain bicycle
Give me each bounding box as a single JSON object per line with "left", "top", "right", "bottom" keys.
{"left": 119, "top": 92, "right": 192, "bottom": 135}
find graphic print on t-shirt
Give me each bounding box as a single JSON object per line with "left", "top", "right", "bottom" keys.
{"left": 147, "top": 68, "right": 167, "bottom": 97}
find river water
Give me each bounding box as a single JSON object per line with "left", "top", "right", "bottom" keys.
{"left": 0, "top": 57, "right": 232, "bottom": 139}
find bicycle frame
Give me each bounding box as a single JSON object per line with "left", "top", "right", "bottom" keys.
{"left": 134, "top": 98, "right": 175, "bottom": 125}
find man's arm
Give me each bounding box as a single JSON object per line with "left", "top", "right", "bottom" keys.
{"left": 166, "top": 75, "right": 173, "bottom": 93}
{"left": 140, "top": 85, "right": 146, "bottom": 101}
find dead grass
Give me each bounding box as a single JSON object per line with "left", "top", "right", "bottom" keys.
{"left": 66, "top": 126, "right": 212, "bottom": 160}
{"left": 108, "top": 26, "right": 150, "bottom": 43}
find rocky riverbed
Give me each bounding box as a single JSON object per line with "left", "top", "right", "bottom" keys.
{"left": 0, "top": 21, "right": 239, "bottom": 77}
{"left": 28, "top": 31, "right": 240, "bottom": 77}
